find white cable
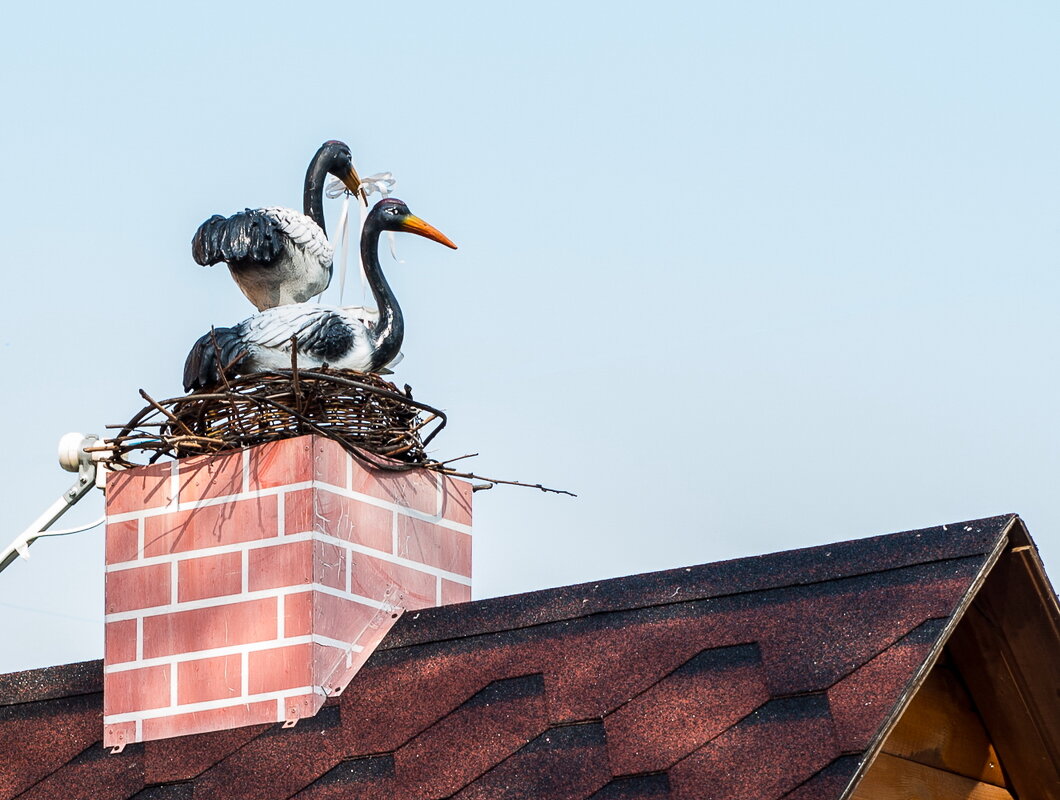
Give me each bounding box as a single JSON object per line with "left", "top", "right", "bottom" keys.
{"left": 40, "top": 516, "right": 105, "bottom": 537}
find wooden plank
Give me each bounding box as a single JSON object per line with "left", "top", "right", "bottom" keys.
{"left": 851, "top": 752, "right": 1014, "bottom": 800}
{"left": 882, "top": 659, "right": 1007, "bottom": 787}
{"left": 947, "top": 528, "right": 1060, "bottom": 800}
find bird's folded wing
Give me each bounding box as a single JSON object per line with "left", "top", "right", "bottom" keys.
{"left": 192, "top": 209, "right": 287, "bottom": 267}
{"left": 239, "top": 306, "right": 324, "bottom": 347}
{"left": 240, "top": 305, "right": 362, "bottom": 364}
{"left": 261, "top": 207, "right": 333, "bottom": 266}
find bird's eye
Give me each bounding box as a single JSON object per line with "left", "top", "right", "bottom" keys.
{"left": 385, "top": 206, "right": 400, "bottom": 215}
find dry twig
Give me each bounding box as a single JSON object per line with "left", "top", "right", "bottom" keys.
{"left": 102, "top": 364, "right": 575, "bottom": 497}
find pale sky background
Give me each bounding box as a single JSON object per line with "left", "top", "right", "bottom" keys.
{"left": 1, "top": 2, "right": 1058, "bottom": 673}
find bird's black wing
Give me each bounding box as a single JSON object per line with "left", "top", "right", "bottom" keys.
{"left": 182, "top": 326, "right": 249, "bottom": 392}
{"left": 191, "top": 209, "right": 286, "bottom": 268}
{"left": 297, "top": 311, "right": 357, "bottom": 363}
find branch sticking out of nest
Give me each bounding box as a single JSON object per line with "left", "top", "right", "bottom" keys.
{"left": 99, "top": 368, "right": 575, "bottom": 497}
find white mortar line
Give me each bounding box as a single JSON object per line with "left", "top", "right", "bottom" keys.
{"left": 168, "top": 461, "right": 179, "bottom": 510}
{"left": 435, "top": 575, "right": 442, "bottom": 606}
{"left": 337, "top": 536, "right": 472, "bottom": 585}
{"left": 106, "top": 530, "right": 472, "bottom": 586}
{"left": 169, "top": 661, "right": 178, "bottom": 707}
{"left": 314, "top": 481, "right": 473, "bottom": 533}
{"left": 344, "top": 546, "right": 352, "bottom": 594}
{"left": 276, "top": 491, "right": 286, "bottom": 537}
{"left": 241, "top": 449, "right": 251, "bottom": 493}
{"left": 135, "top": 617, "right": 143, "bottom": 661}
{"left": 106, "top": 530, "right": 318, "bottom": 571}
{"left": 311, "top": 633, "right": 366, "bottom": 653}
{"left": 105, "top": 589, "right": 280, "bottom": 622}
{"left": 170, "top": 560, "right": 178, "bottom": 605}
{"left": 105, "top": 480, "right": 316, "bottom": 523}
{"left": 103, "top": 685, "right": 326, "bottom": 724}
{"left": 103, "top": 569, "right": 433, "bottom": 624}
{"left": 105, "top": 635, "right": 317, "bottom": 673}
{"left": 107, "top": 479, "right": 473, "bottom": 536}
{"left": 310, "top": 582, "right": 393, "bottom": 607}
{"left": 241, "top": 548, "right": 249, "bottom": 594}
{"left": 136, "top": 517, "right": 145, "bottom": 560}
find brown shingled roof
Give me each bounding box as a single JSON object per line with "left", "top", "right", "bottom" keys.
{"left": 2, "top": 513, "right": 1057, "bottom": 800}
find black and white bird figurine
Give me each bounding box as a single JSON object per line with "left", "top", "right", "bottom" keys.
{"left": 191, "top": 140, "right": 367, "bottom": 310}
{"left": 183, "top": 198, "right": 457, "bottom": 391}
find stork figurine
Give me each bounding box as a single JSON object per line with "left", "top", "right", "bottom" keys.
{"left": 183, "top": 198, "right": 457, "bottom": 391}
{"left": 191, "top": 140, "right": 367, "bottom": 310}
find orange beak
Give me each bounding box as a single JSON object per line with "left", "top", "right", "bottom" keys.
{"left": 339, "top": 166, "right": 368, "bottom": 206}
{"left": 399, "top": 215, "right": 458, "bottom": 249}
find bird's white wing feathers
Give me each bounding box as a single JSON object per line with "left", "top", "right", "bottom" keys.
{"left": 260, "top": 207, "right": 333, "bottom": 268}
{"left": 234, "top": 304, "right": 380, "bottom": 372}
{"left": 238, "top": 305, "right": 344, "bottom": 349}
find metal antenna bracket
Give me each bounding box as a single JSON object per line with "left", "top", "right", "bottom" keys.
{"left": 0, "top": 433, "right": 108, "bottom": 574}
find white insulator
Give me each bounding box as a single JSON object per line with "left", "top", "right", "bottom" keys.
{"left": 57, "top": 432, "right": 97, "bottom": 473}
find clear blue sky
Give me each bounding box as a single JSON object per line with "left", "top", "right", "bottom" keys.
{"left": 1, "top": 1, "right": 1058, "bottom": 672}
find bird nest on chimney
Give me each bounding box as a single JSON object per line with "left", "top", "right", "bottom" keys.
{"left": 102, "top": 368, "right": 445, "bottom": 470}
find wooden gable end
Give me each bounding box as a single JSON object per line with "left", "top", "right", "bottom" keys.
{"left": 850, "top": 520, "right": 1060, "bottom": 800}
{"left": 852, "top": 652, "right": 1013, "bottom": 799}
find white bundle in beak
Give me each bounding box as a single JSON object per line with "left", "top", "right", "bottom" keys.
{"left": 325, "top": 171, "right": 399, "bottom": 304}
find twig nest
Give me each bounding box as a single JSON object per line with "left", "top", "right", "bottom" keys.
{"left": 103, "top": 369, "right": 445, "bottom": 469}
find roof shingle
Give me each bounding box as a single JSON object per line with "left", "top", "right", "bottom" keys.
{"left": 0, "top": 514, "right": 1023, "bottom": 800}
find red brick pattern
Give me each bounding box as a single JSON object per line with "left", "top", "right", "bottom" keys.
{"left": 177, "top": 654, "right": 243, "bottom": 705}
{"left": 248, "top": 643, "right": 315, "bottom": 694}
{"left": 441, "top": 476, "right": 474, "bottom": 526}
{"left": 143, "top": 495, "right": 279, "bottom": 557}
{"left": 248, "top": 539, "right": 313, "bottom": 591}
{"left": 178, "top": 551, "right": 243, "bottom": 602}
{"left": 106, "top": 563, "right": 171, "bottom": 613}
{"left": 315, "top": 488, "right": 395, "bottom": 552}
{"left": 105, "top": 519, "right": 140, "bottom": 563}
{"left": 142, "top": 700, "right": 280, "bottom": 742}
{"left": 284, "top": 591, "right": 314, "bottom": 637}
{"left": 350, "top": 467, "right": 441, "bottom": 516}
{"left": 250, "top": 438, "right": 316, "bottom": 490}
{"left": 142, "top": 597, "right": 279, "bottom": 659}
{"left": 105, "top": 462, "right": 174, "bottom": 516}
{"left": 397, "top": 516, "right": 473, "bottom": 576}
{"left": 105, "top": 619, "right": 138, "bottom": 665}
{"left": 350, "top": 551, "right": 438, "bottom": 607}
{"left": 103, "top": 434, "right": 471, "bottom": 748}
{"left": 104, "top": 664, "right": 171, "bottom": 715}
{"left": 441, "top": 579, "right": 472, "bottom": 605}
{"left": 177, "top": 449, "right": 245, "bottom": 503}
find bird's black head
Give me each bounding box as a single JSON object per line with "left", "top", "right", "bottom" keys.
{"left": 318, "top": 140, "right": 351, "bottom": 170}
{"left": 370, "top": 198, "right": 458, "bottom": 249}
{"left": 312, "top": 140, "right": 365, "bottom": 203}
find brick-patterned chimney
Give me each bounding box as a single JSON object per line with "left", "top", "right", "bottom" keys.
{"left": 101, "top": 434, "right": 471, "bottom": 750}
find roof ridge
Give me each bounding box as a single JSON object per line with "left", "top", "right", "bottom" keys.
{"left": 1, "top": 515, "right": 1015, "bottom": 708}
{"left": 382, "top": 515, "right": 1016, "bottom": 650}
